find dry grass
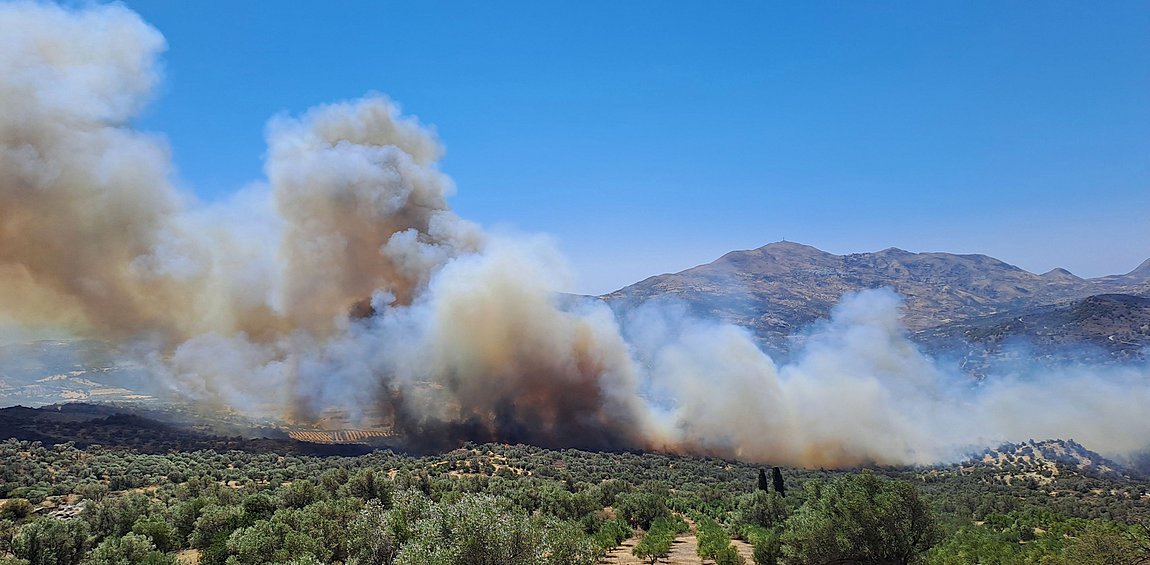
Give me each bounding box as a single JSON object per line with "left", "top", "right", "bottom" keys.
{"left": 175, "top": 549, "right": 199, "bottom": 565}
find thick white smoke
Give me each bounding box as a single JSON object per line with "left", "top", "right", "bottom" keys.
{"left": 2, "top": 1, "right": 1147, "bottom": 467}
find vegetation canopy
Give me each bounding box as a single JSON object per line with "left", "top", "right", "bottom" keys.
{"left": 0, "top": 438, "right": 1148, "bottom": 564}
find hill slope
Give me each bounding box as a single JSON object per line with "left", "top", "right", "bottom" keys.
{"left": 917, "top": 293, "right": 1150, "bottom": 367}
{"left": 604, "top": 241, "right": 1150, "bottom": 357}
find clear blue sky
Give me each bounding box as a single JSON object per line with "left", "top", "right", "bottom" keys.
{"left": 116, "top": 1, "right": 1149, "bottom": 294}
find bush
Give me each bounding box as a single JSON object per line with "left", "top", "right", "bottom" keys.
{"left": 591, "top": 518, "right": 633, "bottom": 555}
{"left": 394, "top": 493, "right": 547, "bottom": 565}
{"left": 781, "top": 472, "right": 939, "bottom": 565}
{"left": 615, "top": 492, "right": 669, "bottom": 530}
{"left": 737, "top": 490, "right": 788, "bottom": 530}
{"left": 130, "top": 516, "right": 178, "bottom": 553}
{"left": 696, "top": 517, "right": 728, "bottom": 560}
{"left": 82, "top": 532, "right": 173, "bottom": 565}
{"left": 631, "top": 516, "right": 685, "bottom": 565}
{"left": 225, "top": 519, "right": 319, "bottom": 565}
{"left": 12, "top": 518, "right": 90, "bottom": 565}
{"left": 631, "top": 528, "right": 673, "bottom": 564}
{"left": 743, "top": 525, "right": 782, "bottom": 565}
{"left": 347, "top": 499, "right": 399, "bottom": 565}
{"left": 0, "top": 500, "right": 34, "bottom": 522}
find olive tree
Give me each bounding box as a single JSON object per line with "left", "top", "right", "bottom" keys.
{"left": 781, "top": 472, "right": 940, "bottom": 565}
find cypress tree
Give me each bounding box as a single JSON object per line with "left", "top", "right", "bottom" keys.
{"left": 772, "top": 466, "right": 786, "bottom": 497}
{"left": 757, "top": 468, "right": 770, "bottom": 492}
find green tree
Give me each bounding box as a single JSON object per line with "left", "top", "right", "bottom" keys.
{"left": 82, "top": 493, "right": 152, "bottom": 541}
{"left": 0, "top": 518, "right": 16, "bottom": 555}
{"left": 81, "top": 532, "right": 173, "bottom": 565}
{"left": 189, "top": 504, "right": 242, "bottom": 565}
{"left": 535, "top": 515, "right": 597, "bottom": 565}
{"left": 131, "top": 516, "right": 178, "bottom": 553}
{"left": 631, "top": 528, "right": 673, "bottom": 565}
{"left": 168, "top": 497, "right": 208, "bottom": 547}
{"left": 280, "top": 480, "right": 325, "bottom": 509}
{"left": 394, "top": 493, "right": 547, "bottom": 565}
{"left": 225, "top": 519, "right": 320, "bottom": 565}
{"left": 1060, "top": 521, "right": 1150, "bottom": 565}
{"left": 737, "top": 490, "right": 789, "bottom": 530}
{"left": 744, "top": 525, "right": 783, "bottom": 565}
{"left": 698, "top": 517, "right": 744, "bottom": 564}
{"left": 0, "top": 500, "right": 34, "bottom": 522}
{"left": 347, "top": 499, "right": 398, "bottom": 565}
{"left": 381, "top": 489, "right": 431, "bottom": 548}
{"left": 632, "top": 531, "right": 672, "bottom": 564}
{"left": 12, "top": 518, "right": 90, "bottom": 565}
{"left": 320, "top": 467, "right": 349, "bottom": 495}
{"left": 771, "top": 467, "right": 785, "bottom": 498}
{"left": 781, "top": 472, "right": 940, "bottom": 565}
{"left": 615, "top": 492, "right": 669, "bottom": 530}
{"left": 591, "top": 519, "right": 632, "bottom": 556}
{"left": 344, "top": 469, "right": 391, "bottom": 503}
{"left": 239, "top": 493, "right": 276, "bottom": 526}
{"left": 271, "top": 498, "right": 362, "bottom": 563}
{"left": 757, "top": 469, "right": 770, "bottom": 492}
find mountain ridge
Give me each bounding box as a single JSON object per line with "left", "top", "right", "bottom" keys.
{"left": 603, "top": 241, "right": 1150, "bottom": 358}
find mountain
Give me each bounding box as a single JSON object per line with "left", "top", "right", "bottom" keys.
{"left": 603, "top": 241, "right": 1150, "bottom": 358}
{"left": 1098, "top": 258, "right": 1150, "bottom": 287}
{"left": 917, "top": 293, "right": 1150, "bottom": 369}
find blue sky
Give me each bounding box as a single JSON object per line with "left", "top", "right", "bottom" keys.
{"left": 117, "top": 1, "right": 1149, "bottom": 294}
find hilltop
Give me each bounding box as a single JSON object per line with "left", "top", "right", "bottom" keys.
{"left": 967, "top": 439, "right": 1131, "bottom": 482}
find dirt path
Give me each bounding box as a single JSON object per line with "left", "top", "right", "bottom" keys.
{"left": 599, "top": 519, "right": 757, "bottom": 564}
{"left": 731, "top": 538, "right": 755, "bottom": 563}
{"left": 599, "top": 532, "right": 701, "bottom": 564}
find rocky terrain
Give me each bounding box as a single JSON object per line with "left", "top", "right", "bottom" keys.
{"left": 916, "top": 293, "right": 1150, "bottom": 370}
{"left": 604, "top": 241, "right": 1150, "bottom": 361}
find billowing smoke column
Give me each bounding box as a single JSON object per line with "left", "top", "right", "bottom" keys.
{"left": 0, "top": 0, "right": 657, "bottom": 453}
{"left": 2, "top": 1, "right": 1148, "bottom": 467}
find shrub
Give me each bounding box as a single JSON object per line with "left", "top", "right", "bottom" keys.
{"left": 781, "top": 472, "right": 940, "bottom": 565}
{"left": 12, "top": 518, "right": 90, "bottom": 565}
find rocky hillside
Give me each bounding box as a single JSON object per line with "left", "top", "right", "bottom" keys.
{"left": 604, "top": 241, "right": 1150, "bottom": 357}
{"left": 967, "top": 439, "right": 1130, "bottom": 482}
{"left": 917, "top": 293, "right": 1150, "bottom": 368}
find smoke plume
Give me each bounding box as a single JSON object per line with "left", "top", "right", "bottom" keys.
{"left": 2, "top": 1, "right": 1148, "bottom": 467}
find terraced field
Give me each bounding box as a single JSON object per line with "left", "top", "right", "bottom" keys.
{"left": 286, "top": 429, "right": 398, "bottom": 443}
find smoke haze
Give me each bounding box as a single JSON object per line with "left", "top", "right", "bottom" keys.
{"left": 2, "top": 1, "right": 1147, "bottom": 467}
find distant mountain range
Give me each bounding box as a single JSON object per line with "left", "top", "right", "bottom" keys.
{"left": 604, "top": 241, "right": 1150, "bottom": 364}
